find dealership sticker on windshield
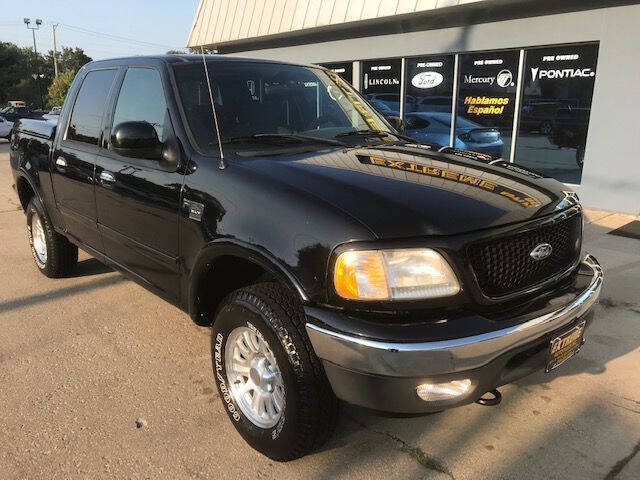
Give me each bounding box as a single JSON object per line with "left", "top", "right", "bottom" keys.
{"left": 546, "top": 321, "right": 586, "bottom": 372}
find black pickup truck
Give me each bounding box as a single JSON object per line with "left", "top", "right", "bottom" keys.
{"left": 9, "top": 55, "right": 603, "bottom": 461}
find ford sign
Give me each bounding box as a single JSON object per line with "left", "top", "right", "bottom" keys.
{"left": 530, "top": 243, "right": 553, "bottom": 261}
{"left": 411, "top": 71, "right": 443, "bottom": 89}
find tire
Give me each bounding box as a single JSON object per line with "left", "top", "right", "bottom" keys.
{"left": 539, "top": 121, "right": 553, "bottom": 135}
{"left": 26, "top": 196, "right": 78, "bottom": 277}
{"left": 211, "top": 282, "right": 338, "bottom": 461}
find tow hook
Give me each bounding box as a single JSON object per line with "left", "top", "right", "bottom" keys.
{"left": 476, "top": 389, "right": 502, "bottom": 406}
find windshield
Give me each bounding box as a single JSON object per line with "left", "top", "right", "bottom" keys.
{"left": 172, "top": 61, "right": 393, "bottom": 154}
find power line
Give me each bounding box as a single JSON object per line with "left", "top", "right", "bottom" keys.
{"left": 55, "top": 22, "right": 180, "bottom": 50}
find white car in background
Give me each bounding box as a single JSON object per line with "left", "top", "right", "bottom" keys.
{"left": 41, "top": 107, "right": 62, "bottom": 122}
{"left": 0, "top": 116, "right": 14, "bottom": 139}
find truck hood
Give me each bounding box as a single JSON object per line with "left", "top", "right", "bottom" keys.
{"left": 237, "top": 144, "right": 577, "bottom": 238}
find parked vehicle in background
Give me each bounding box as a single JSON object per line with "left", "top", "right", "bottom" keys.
{"left": 367, "top": 101, "right": 505, "bottom": 158}
{"left": 413, "top": 95, "right": 453, "bottom": 113}
{"left": 10, "top": 55, "right": 602, "bottom": 462}
{"left": 549, "top": 107, "right": 590, "bottom": 167}
{"left": 0, "top": 105, "right": 39, "bottom": 123}
{"left": 41, "top": 107, "right": 62, "bottom": 122}
{"left": 368, "top": 99, "right": 396, "bottom": 115}
{"left": 365, "top": 93, "right": 416, "bottom": 112}
{"left": 0, "top": 116, "right": 14, "bottom": 139}
{"left": 520, "top": 101, "right": 570, "bottom": 135}
{"left": 405, "top": 112, "right": 504, "bottom": 158}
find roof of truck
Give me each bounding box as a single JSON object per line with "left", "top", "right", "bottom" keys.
{"left": 84, "top": 54, "right": 320, "bottom": 70}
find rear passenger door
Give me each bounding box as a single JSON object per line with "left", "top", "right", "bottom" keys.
{"left": 94, "top": 66, "right": 184, "bottom": 299}
{"left": 51, "top": 68, "right": 117, "bottom": 252}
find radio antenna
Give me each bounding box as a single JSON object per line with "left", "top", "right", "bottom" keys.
{"left": 200, "top": 46, "right": 226, "bottom": 169}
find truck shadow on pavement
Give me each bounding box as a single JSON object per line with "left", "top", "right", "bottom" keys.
{"left": 0, "top": 272, "right": 127, "bottom": 315}
{"left": 71, "top": 257, "right": 114, "bottom": 277}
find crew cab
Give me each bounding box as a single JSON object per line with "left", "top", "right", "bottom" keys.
{"left": 9, "top": 55, "right": 603, "bottom": 461}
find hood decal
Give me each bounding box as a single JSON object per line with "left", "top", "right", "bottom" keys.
{"left": 356, "top": 154, "right": 544, "bottom": 209}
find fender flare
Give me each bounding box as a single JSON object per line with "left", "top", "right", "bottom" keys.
{"left": 187, "top": 239, "right": 309, "bottom": 322}
{"left": 15, "top": 168, "right": 44, "bottom": 210}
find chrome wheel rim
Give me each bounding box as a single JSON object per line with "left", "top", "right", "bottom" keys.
{"left": 31, "top": 213, "right": 47, "bottom": 264}
{"left": 225, "top": 326, "right": 285, "bottom": 428}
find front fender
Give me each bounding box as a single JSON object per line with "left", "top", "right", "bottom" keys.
{"left": 187, "top": 239, "right": 308, "bottom": 323}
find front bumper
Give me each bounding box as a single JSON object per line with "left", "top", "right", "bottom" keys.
{"left": 305, "top": 255, "right": 603, "bottom": 413}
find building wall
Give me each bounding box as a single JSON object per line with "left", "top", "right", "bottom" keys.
{"left": 228, "top": 5, "right": 640, "bottom": 215}
{"left": 187, "top": 0, "right": 485, "bottom": 48}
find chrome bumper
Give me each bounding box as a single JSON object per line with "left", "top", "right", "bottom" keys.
{"left": 306, "top": 255, "right": 603, "bottom": 377}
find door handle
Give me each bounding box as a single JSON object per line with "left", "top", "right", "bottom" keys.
{"left": 99, "top": 170, "right": 116, "bottom": 185}
{"left": 55, "top": 157, "right": 67, "bottom": 170}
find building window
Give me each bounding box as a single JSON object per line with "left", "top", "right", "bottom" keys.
{"left": 456, "top": 50, "right": 520, "bottom": 159}
{"left": 515, "top": 43, "right": 599, "bottom": 184}
{"left": 319, "top": 62, "right": 354, "bottom": 85}
{"left": 361, "top": 58, "right": 402, "bottom": 112}
{"left": 403, "top": 55, "right": 455, "bottom": 147}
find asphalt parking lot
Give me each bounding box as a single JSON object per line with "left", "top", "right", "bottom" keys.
{"left": 1, "top": 139, "right": 639, "bottom": 479}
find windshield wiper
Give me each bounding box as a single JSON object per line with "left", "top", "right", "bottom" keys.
{"left": 224, "top": 133, "right": 343, "bottom": 146}
{"left": 335, "top": 129, "right": 392, "bottom": 139}
{"left": 335, "top": 129, "right": 429, "bottom": 145}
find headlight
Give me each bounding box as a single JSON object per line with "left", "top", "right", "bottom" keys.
{"left": 333, "top": 248, "right": 460, "bottom": 301}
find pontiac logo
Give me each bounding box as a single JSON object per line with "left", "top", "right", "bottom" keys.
{"left": 530, "top": 243, "right": 553, "bottom": 261}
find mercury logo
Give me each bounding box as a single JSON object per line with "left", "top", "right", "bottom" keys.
{"left": 496, "top": 69, "right": 514, "bottom": 88}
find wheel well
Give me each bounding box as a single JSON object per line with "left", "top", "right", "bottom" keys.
{"left": 16, "top": 177, "right": 36, "bottom": 211}
{"left": 194, "top": 255, "right": 280, "bottom": 326}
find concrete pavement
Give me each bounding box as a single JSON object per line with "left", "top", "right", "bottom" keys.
{"left": 0, "top": 140, "right": 638, "bottom": 479}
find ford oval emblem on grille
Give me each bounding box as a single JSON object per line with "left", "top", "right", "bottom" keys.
{"left": 530, "top": 243, "right": 553, "bottom": 261}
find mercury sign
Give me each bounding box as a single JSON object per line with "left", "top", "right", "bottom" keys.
{"left": 411, "top": 71, "right": 443, "bottom": 89}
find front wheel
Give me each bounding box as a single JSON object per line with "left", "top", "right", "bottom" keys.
{"left": 211, "top": 283, "right": 338, "bottom": 461}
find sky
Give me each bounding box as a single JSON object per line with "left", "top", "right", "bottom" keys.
{"left": 0, "top": 0, "right": 200, "bottom": 60}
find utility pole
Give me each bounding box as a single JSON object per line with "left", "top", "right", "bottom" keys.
{"left": 24, "top": 18, "right": 44, "bottom": 109}
{"left": 52, "top": 23, "right": 59, "bottom": 78}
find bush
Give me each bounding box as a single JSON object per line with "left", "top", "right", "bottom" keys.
{"left": 46, "top": 70, "right": 76, "bottom": 109}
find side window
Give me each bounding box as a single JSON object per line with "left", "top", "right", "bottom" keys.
{"left": 112, "top": 68, "right": 168, "bottom": 142}
{"left": 66, "top": 69, "right": 117, "bottom": 145}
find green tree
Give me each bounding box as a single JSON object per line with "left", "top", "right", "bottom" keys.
{"left": 1, "top": 43, "right": 90, "bottom": 109}
{"left": 42, "top": 47, "right": 91, "bottom": 108}
{"left": 46, "top": 69, "right": 76, "bottom": 108}
{"left": 166, "top": 49, "right": 187, "bottom": 54}
{"left": 58, "top": 47, "right": 92, "bottom": 73}
{"left": 188, "top": 46, "right": 217, "bottom": 54}
{"left": 0, "top": 42, "right": 33, "bottom": 106}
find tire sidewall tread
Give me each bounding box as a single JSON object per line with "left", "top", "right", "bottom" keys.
{"left": 211, "top": 282, "right": 338, "bottom": 461}
{"left": 26, "top": 196, "right": 77, "bottom": 278}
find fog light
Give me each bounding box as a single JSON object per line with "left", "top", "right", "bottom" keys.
{"left": 416, "top": 379, "right": 472, "bottom": 402}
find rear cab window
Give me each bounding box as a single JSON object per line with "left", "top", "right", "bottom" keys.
{"left": 65, "top": 69, "right": 117, "bottom": 146}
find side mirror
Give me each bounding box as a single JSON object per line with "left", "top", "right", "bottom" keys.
{"left": 111, "top": 121, "right": 163, "bottom": 160}
{"left": 385, "top": 115, "right": 404, "bottom": 133}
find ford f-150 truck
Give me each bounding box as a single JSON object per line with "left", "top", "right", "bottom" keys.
{"left": 9, "top": 55, "right": 603, "bottom": 461}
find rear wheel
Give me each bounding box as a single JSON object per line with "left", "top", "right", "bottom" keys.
{"left": 26, "top": 197, "right": 78, "bottom": 277}
{"left": 539, "top": 121, "right": 553, "bottom": 135}
{"left": 211, "top": 282, "right": 338, "bottom": 461}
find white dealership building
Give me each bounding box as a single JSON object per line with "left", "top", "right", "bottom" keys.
{"left": 187, "top": 0, "right": 640, "bottom": 215}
